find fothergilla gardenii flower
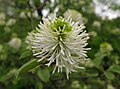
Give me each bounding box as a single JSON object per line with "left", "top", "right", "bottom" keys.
{"left": 27, "top": 14, "right": 90, "bottom": 79}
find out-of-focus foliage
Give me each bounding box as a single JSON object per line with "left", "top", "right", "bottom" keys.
{"left": 0, "top": 0, "right": 120, "bottom": 89}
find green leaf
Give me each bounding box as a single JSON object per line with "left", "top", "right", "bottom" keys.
{"left": 92, "top": 58, "right": 102, "bottom": 67}
{"left": 37, "top": 82, "right": 43, "bottom": 89}
{"left": 104, "top": 71, "right": 115, "bottom": 80}
{"left": 16, "top": 59, "right": 40, "bottom": 78}
{"left": 109, "top": 65, "right": 120, "bottom": 73}
{"left": 0, "top": 69, "right": 16, "bottom": 82}
{"left": 20, "top": 50, "right": 32, "bottom": 59}
{"left": 93, "top": 52, "right": 106, "bottom": 67}
{"left": 37, "top": 68, "right": 50, "bottom": 82}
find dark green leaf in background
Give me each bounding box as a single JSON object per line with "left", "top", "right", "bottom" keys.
{"left": 16, "top": 59, "right": 40, "bottom": 78}
{"left": 19, "top": 49, "right": 32, "bottom": 59}
{"left": 37, "top": 68, "right": 50, "bottom": 82}
{"left": 109, "top": 65, "right": 120, "bottom": 74}
{"left": 37, "top": 82, "right": 43, "bottom": 89}
{"left": 104, "top": 71, "right": 115, "bottom": 80}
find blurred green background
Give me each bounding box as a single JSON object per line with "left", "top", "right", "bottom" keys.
{"left": 0, "top": 0, "right": 120, "bottom": 89}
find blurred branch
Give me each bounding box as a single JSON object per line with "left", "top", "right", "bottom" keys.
{"left": 25, "top": 0, "right": 50, "bottom": 29}
{"left": 35, "top": 0, "right": 50, "bottom": 10}
{"left": 34, "top": 0, "right": 50, "bottom": 18}
{"left": 49, "top": 0, "right": 58, "bottom": 13}
{"left": 25, "top": 13, "right": 34, "bottom": 30}
{"left": 26, "top": 0, "right": 34, "bottom": 30}
{"left": 25, "top": 13, "right": 31, "bottom": 21}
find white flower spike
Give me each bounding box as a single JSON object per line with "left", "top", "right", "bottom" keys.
{"left": 27, "top": 14, "right": 90, "bottom": 79}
